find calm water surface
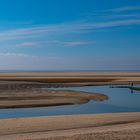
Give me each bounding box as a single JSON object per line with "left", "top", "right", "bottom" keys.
{"left": 0, "top": 85, "right": 140, "bottom": 119}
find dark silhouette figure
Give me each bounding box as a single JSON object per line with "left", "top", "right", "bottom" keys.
{"left": 131, "top": 83, "right": 134, "bottom": 94}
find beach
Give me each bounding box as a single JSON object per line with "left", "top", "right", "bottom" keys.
{"left": 0, "top": 112, "right": 140, "bottom": 140}
{"left": 1, "top": 0, "right": 140, "bottom": 139}
{"left": 0, "top": 72, "right": 140, "bottom": 139}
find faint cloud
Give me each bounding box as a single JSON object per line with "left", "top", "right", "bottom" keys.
{"left": 103, "top": 14, "right": 140, "bottom": 19}
{"left": 14, "top": 40, "right": 96, "bottom": 47}
{"left": 15, "top": 42, "right": 36, "bottom": 47}
{"left": 0, "top": 5, "right": 140, "bottom": 46}
{"left": 110, "top": 6, "right": 140, "bottom": 12}
{"left": 0, "top": 52, "right": 32, "bottom": 57}
{"left": 79, "top": 19, "right": 140, "bottom": 29}
{"left": 86, "top": 5, "right": 140, "bottom": 21}
{"left": 64, "top": 41, "right": 96, "bottom": 46}
{"left": 0, "top": 19, "right": 140, "bottom": 42}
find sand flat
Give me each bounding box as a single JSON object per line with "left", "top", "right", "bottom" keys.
{"left": 0, "top": 88, "right": 108, "bottom": 108}
{"left": 0, "top": 112, "right": 140, "bottom": 139}
{"left": 0, "top": 72, "right": 140, "bottom": 83}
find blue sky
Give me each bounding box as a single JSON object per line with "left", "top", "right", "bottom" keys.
{"left": 0, "top": 0, "right": 140, "bottom": 70}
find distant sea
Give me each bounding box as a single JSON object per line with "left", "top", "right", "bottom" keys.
{"left": 0, "top": 70, "right": 140, "bottom": 72}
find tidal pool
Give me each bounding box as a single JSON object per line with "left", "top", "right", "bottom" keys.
{"left": 0, "top": 85, "right": 140, "bottom": 119}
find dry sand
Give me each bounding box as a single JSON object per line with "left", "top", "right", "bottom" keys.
{"left": 0, "top": 112, "right": 140, "bottom": 140}
{"left": 0, "top": 72, "right": 140, "bottom": 84}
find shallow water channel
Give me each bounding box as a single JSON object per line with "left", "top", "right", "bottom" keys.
{"left": 0, "top": 85, "right": 140, "bottom": 119}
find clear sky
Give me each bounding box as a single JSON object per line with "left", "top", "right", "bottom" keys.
{"left": 0, "top": 0, "right": 140, "bottom": 70}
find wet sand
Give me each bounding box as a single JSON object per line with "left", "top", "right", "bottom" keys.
{"left": 0, "top": 112, "right": 140, "bottom": 140}
{"left": 0, "top": 88, "right": 108, "bottom": 108}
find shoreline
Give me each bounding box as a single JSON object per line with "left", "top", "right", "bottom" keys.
{"left": 0, "top": 72, "right": 139, "bottom": 109}
{"left": 0, "top": 112, "right": 140, "bottom": 140}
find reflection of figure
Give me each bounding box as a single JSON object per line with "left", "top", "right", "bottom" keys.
{"left": 131, "top": 89, "right": 133, "bottom": 94}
